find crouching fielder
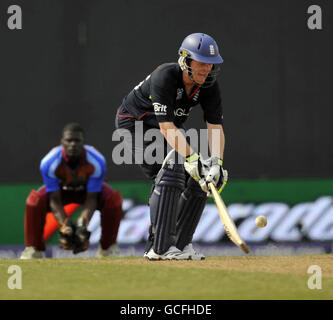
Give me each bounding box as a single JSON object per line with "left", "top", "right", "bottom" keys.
{"left": 115, "top": 33, "right": 227, "bottom": 260}
{"left": 20, "top": 123, "right": 123, "bottom": 259}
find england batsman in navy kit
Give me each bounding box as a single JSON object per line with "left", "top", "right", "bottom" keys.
{"left": 115, "top": 33, "right": 228, "bottom": 260}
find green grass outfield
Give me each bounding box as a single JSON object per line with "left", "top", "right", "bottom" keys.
{"left": 0, "top": 255, "right": 332, "bottom": 300}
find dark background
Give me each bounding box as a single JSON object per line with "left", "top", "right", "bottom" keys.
{"left": 0, "top": 0, "right": 332, "bottom": 182}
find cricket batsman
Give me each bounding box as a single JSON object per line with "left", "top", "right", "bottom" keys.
{"left": 20, "top": 123, "right": 123, "bottom": 259}
{"left": 115, "top": 33, "right": 227, "bottom": 260}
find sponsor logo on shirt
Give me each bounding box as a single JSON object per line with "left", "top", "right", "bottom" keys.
{"left": 153, "top": 102, "right": 167, "bottom": 115}
{"left": 62, "top": 185, "right": 85, "bottom": 191}
{"left": 174, "top": 107, "right": 192, "bottom": 117}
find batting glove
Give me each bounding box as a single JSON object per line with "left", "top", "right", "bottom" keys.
{"left": 184, "top": 152, "right": 201, "bottom": 180}
{"left": 205, "top": 157, "right": 228, "bottom": 195}
{"left": 184, "top": 153, "right": 211, "bottom": 194}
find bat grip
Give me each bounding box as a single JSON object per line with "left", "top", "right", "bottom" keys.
{"left": 208, "top": 182, "right": 217, "bottom": 193}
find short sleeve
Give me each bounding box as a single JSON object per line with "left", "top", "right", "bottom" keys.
{"left": 85, "top": 147, "right": 106, "bottom": 193}
{"left": 150, "top": 66, "right": 178, "bottom": 123}
{"left": 40, "top": 148, "right": 61, "bottom": 192}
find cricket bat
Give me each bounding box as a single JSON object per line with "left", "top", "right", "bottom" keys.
{"left": 208, "top": 182, "right": 250, "bottom": 254}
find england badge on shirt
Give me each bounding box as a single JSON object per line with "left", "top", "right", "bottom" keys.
{"left": 176, "top": 88, "right": 183, "bottom": 100}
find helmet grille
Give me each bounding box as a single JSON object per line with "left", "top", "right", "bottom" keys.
{"left": 178, "top": 56, "right": 221, "bottom": 88}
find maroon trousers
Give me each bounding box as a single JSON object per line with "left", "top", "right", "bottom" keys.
{"left": 24, "top": 183, "right": 123, "bottom": 251}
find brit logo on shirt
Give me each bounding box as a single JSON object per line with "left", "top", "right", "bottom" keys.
{"left": 153, "top": 102, "right": 167, "bottom": 115}
{"left": 176, "top": 88, "right": 183, "bottom": 100}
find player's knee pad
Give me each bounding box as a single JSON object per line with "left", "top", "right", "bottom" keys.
{"left": 149, "top": 150, "right": 186, "bottom": 214}
{"left": 148, "top": 151, "right": 186, "bottom": 254}
{"left": 176, "top": 178, "right": 208, "bottom": 250}
{"left": 154, "top": 159, "right": 186, "bottom": 189}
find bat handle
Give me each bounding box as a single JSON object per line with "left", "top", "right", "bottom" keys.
{"left": 208, "top": 182, "right": 214, "bottom": 189}
{"left": 208, "top": 182, "right": 217, "bottom": 194}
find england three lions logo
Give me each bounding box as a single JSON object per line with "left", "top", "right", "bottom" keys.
{"left": 176, "top": 88, "right": 183, "bottom": 100}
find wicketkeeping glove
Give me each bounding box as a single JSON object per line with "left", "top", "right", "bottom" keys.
{"left": 205, "top": 157, "right": 228, "bottom": 194}
{"left": 73, "top": 217, "right": 91, "bottom": 254}
{"left": 59, "top": 218, "right": 76, "bottom": 250}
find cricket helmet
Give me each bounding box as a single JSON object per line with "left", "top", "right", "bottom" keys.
{"left": 178, "top": 33, "right": 223, "bottom": 87}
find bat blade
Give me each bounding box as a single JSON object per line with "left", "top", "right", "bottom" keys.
{"left": 208, "top": 182, "right": 249, "bottom": 254}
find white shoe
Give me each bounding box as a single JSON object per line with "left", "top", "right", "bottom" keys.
{"left": 96, "top": 244, "right": 120, "bottom": 258}
{"left": 20, "top": 247, "right": 44, "bottom": 259}
{"left": 183, "top": 243, "right": 205, "bottom": 260}
{"left": 144, "top": 246, "right": 191, "bottom": 261}
{"left": 144, "top": 248, "right": 161, "bottom": 260}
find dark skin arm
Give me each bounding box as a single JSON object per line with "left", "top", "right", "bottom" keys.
{"left": 49, "top": 191, "right": 98, "bottom": 226}
{"left": 49, "top": 190, "right": 67, "bottom": 226}
{"left": 79, "top": 192, "right": 98, "bottom": 224}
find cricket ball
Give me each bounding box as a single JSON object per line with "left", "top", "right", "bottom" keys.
{"left": 255, "top": 215, "right": 267, "bottom": 228}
